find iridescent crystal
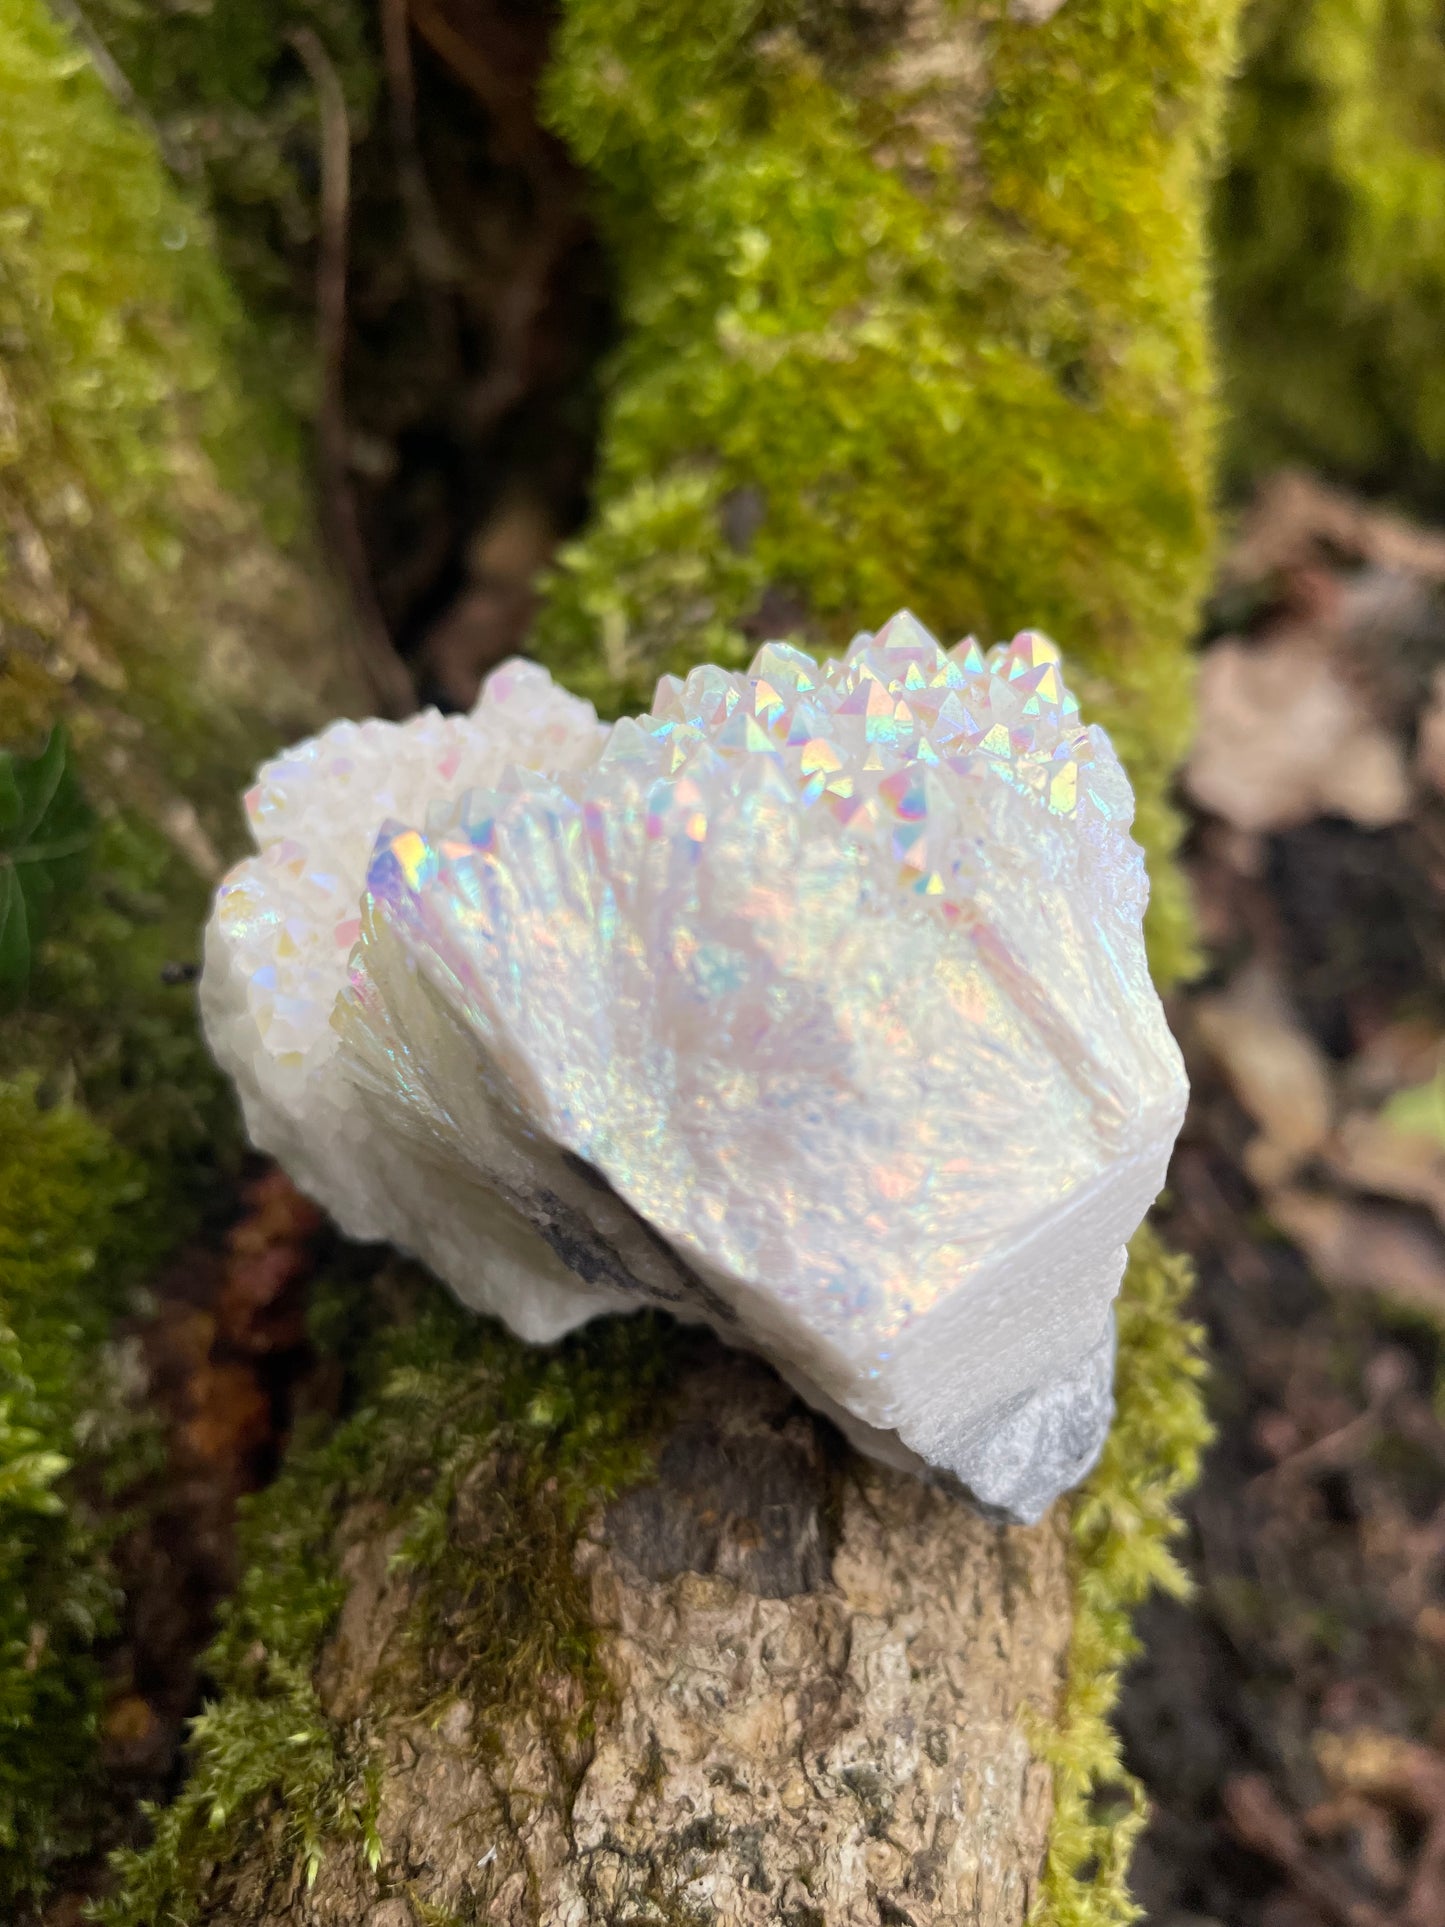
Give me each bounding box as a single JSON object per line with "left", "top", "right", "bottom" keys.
{"left": 202, "top": 615, "right": 1187, "bottom": 1521}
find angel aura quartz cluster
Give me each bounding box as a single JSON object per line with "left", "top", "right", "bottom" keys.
{"left": 202, "top": 616, "right": 1187, "bottom": 1521}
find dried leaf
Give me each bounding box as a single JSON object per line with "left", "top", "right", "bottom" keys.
{"left": 1187, "top": 633, "right": 1410, "bottom": 834}
{"left": 1222, "top": 471, "right": 1445, "bottom": 590}
{"left": 1327, "top": 1109, "right": 1445, "bottom": 1230}
{"left": 1194, "top": 963, "right": 1335, "bottom": 1185}
{"left": 1269, "top": 1188, "right": 1445, "bottom": 1322}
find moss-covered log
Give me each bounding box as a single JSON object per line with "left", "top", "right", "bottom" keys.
{"left": 97, "top": 1230, "right": 1205, "bottom": 1927}
{"left": 0, "top": 0, "right": 375, "bottom": 816}
{"left": 533, "top": 0, "right": 1241, "bottom": 984}
{"left": 0, "top": 0, "right": 373, "bottom": 1904}
{"left": 78, "top": 5, "right": 1234, "bottom": 1925}
{"left": 107, "top": 1291, "right": 1075, "bottom": 1925}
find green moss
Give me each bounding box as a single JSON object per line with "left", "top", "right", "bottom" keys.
{"left": 0, "top": 806, "right": 230, "bottom": 1174}
{"left": 1217, "top": 0, "right": 1445, "bottom": 508}
{"left": 0, "top": 5, "right": 368, "bottom": 1903}
{"left": 0, "top": 1083, "right": 158, "bottom": 1909}
{"left": 535, "top": 0, "right": 1242, "bottom": 982}
{"left": 0, "top": 732, "right": 238, "bottom": 1915}
{"left": 0, "top": 0, "right": 358, "bottom": 835}
{"left": 99, "top": 1285, "right": 684, "bottom": 1926}
{"left": 0, "top": 0, "right": 320, "bottom": 1263}
{"left": 0, "top": 742, "right": 241, "bottom": 1901}
{"left": 385, "top": 1310, "right": 687, "bottom": 1737}
{"left": 77, "top": 0, "right": 380, "bottom": 426}
{"left": 1032, "top": 1225, "right": 1212, "bottom": 1926}
{"left": 0, "top": 0, "right": 298, "bottom": 519}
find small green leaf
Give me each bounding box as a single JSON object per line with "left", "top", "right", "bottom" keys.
{"left": 0, "top": 755, "right": 22, "bottom": 843}
{"left": 8, "top": 724, "right": 67, "bottom": 846}
{"left": 0, "top": 726, "right": 95, "bottom": 1009}
{"left": 0, "top": 865, "right": 30, "bottom": 1006}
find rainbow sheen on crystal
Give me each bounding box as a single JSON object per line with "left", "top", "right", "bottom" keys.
{"left": 201, "top": 615, "right": 1187, "bottom": 1521}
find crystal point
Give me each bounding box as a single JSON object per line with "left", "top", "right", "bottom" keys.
{"left": 202, "top": 623, "right": 1187, "bottom": 1522}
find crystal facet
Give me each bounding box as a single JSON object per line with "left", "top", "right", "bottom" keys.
{"left": 202, "top": 615, "right": 1187, "bottom": 1521}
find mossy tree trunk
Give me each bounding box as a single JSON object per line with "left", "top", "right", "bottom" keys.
{"left": 0, "top": 0, "right": 372, "bottom": 1906}
{"left": 185, "top": 1330, "right": 1077, "bottom": 1926}
{"left": 0, "top": 1, "right": 377, "bottom": 831}
{"left": 4, "top": 2, "right": 1229, "bottom": 1922}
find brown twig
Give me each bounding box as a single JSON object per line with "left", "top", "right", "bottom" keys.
{"left": 289, "top": 25, "right": 416, "bottom": 719}
{"left": 379, "top": 0, "right": 458, "bottom": 286}
{"left": 407, "top": 0, "right": 561, "bottom": 178}
{"left": 1248, "top": 1404, "right": 1381, "bottom": 1495}
{"left": 403, "top": 0, "right": 585, "bottom": 440}
{"left": 460, "top": 219, "right": 573, "bottom": 435}
{"left": 1315, "top": 1732, "right": 1445, "bottom": 1927}
{"left": 1224, "top": 1774, "right": 1394, "bottom": 1927}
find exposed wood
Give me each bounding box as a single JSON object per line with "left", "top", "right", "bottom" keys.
{"left": 208, "top": 1349, "right": 1071, "bottom": 1925}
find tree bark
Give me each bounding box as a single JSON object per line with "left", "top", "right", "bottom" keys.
{"left": 206, "top": 1345, "right": 1072, "bottom": 1926}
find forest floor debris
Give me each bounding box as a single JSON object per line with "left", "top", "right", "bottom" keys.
{"left": 1123, "top": 475, "right": 1445, "bottom": 1926}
